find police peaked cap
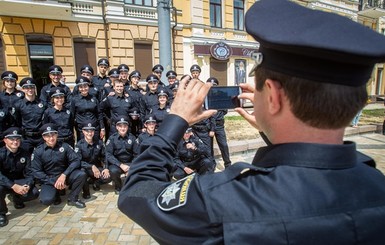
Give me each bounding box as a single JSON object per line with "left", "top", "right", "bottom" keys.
{"left": 19, "top": 77, "right": 37, "bottom": 87}
{"left": 116, "top": 116, "right": 130, "bottom": 125}
{"left": 75, "top": 76, "right": 91, "bottom": 86}
{"left": 206, "top": 77, "right": 218, "bottom": 85}
{"left": 166, "top": 70, "right": 177, "bottom": 78}
{"left": 49, "top": 87, "right": 65, "bottom": 98}
{"left": 108, "top": 68, "right": 120, "bottom": 78}
{"left": 48, "top": 65, "right": 63, "bottom": 75}
{"left": 190, "top": 65, "right": 201, "bottom": 73}
{"left": 245, "top": 0, "right": 385, "bottom": 87}
{"left": 80, "top": 65, "right": 94, "bottom": 75}
{"left": 40, "top": 123, "right": 58, "bottom": 135}
{"left": 146, "top": 74, "right": 159, "bottom": 83}
{"left": 152, "top": 64, "right": 164, "bottom": 73}
{"left": 81, "top": 120, "right": 96, "bottom": 130}
{"left": 98, "top": 58, "right": 110, "bottom": 67}
{"left": 3, "top": 127, "right": 22, "bottom": 139}
{"left": 144, "top": 115, "right": 157, "bottom": 124}
{"left": 129, "top": 70, "right": 141, "bottom": 80}
{"left": 158, "top": 90, "right": 168, "bottom": 97}
{"left": 118, "top": 64, "right": 129, "bottom": 73}
{"left": 1, "top": 71, "right": 18, "bottom": 81}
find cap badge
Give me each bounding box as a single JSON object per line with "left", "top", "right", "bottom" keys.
{"left": 88, "top": 123, "right": 92, "bottom": 127}
{"left": 13, "top": 130, "right": 17, "bottom": 135}
{"left": 56, "top": 89, "right": 60, "bottom": 93}
{"left": 251, "top": 52, "right": 263, "bottom": 67}
{"left": 47, "top": 127, "right": 51, "bottom": 131}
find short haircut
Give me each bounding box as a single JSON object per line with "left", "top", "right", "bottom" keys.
{"left": 255, "top": 67, "right": 367, "bottom": 129}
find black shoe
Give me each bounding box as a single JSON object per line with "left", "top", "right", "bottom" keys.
{"left": 82, "top": 192, "right": 91, "bottom": 200}
{"left": 0, "top": 214, "right": 8, "bottom": 227}
{"left": 67, "top": 199, "right": 86, "bottom": 209}
{"left": 114, "top": 189, "right": 121, "bottom": 195}
{"left": 92, "top": 183, "right": 100, "bottom": 191}
{"left": 59, "top": 189, "right": 66, "bottom": 196}
{"left": 14, "top": 202, "right": 25, "bottom": 209}
{"left": 54, "top": 197, "right": 62, "bottom": 205}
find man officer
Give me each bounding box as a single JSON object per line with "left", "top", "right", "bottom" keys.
{"left": 0, "top": 127, "right": 39, "bottom": 227}
{"left": 32, "top": 124, "right": 87, "bottom": 208}
{"left": 118, "top": 0, "right": 385, "bottom": 244}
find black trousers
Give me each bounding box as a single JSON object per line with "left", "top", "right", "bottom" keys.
{"left": 39, "top": 169, "right": 87, "bottom": 205}
{"left": 108, "top": 164, "right": 125, "bottom": 190}
{"left": 82, "top": 166, "right": 111, "bottom": 193}
{"left": 212, "top": 125, "right": 231, "bottom": 166}
{"left": 173, "top": 157, "right": 214, "bottom": 180}
{"left": 0, "top": 179, "right": 39, "bottom": 215}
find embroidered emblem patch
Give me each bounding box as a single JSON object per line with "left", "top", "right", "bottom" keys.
{"left": 20, "top": 157, "right": 26, "bottom": 163}
{"left": 59, "top": 147, "right": 64, "bottom": 152}
{"left": 74, "top": 147, "right": 79, "bottom": 153}
{"left": 127, "top": 139, "right": 132, "bottom": 144}
{"left": 0, "top": 112, "right": 4, "bottom": 117}
{"left": 66, "top": 110, "right": 70, "bottom": 114}
{"left": 157, "top": 173, "right": 195, "bottom": 211}
{"left": 38, "top": 103, "right": 44, "bottom": 108}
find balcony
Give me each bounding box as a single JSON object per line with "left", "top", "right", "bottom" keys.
{"left": 359, "top": 0, "right": 385, "bottom": 18}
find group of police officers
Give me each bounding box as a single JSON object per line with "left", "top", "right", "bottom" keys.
{"left": 0, "top": 59, "right": 231, "bottom": 227}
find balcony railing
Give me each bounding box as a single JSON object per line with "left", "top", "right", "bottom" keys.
{"left": 367, "top": 0, "right": 385, "bottom": 9}
{"left": 124, "top": 5, "right": 157, "bottom": 19}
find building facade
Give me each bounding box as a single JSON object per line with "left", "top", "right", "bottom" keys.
{"left": 1, "top": 0, "right": 385, "bottom": 95}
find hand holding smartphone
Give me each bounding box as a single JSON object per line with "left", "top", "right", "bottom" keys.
{"left": 204, "top": 86, "right": 243, "bottom": 110}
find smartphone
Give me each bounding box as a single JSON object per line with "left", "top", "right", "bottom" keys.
{"left": 204, "top": 86, "right": 243, "bottom": 110}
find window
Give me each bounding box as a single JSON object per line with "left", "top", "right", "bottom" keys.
{"left": 27, "top": 35, "right": 54, "bottom": 94}
{"left": 210, "top": 0, "right": 222, "bottom": 28}
{"left": 234, "top": 0, "right": 244, "bottom": 30}
{"left": 134, "top": 43, "right": 153, "bottom": 77}
{"left": 73, "top": 38, "right": 96, "bottom": 76}
{"left": 125, "top": 0, "right": 153, "bottom": 6}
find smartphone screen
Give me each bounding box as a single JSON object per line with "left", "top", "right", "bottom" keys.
{"left": 204, "top": 86, "right": 242, "bottom": 110}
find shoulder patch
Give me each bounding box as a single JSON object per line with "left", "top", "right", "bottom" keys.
{"left": 157, "top": 173, "right": 195, "bottom": 211}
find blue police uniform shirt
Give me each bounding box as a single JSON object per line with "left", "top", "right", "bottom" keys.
{"left": 71, "top": 94, "right": 104, "bottom": 130}
{"left": 105, "top": 132, "right": 137, "bottom": 167}
{"left": 118, "top": 114, "right": 385, "bottom": 244}
{"left": 43, "top": 107, "right": 74, "bottom": 138}
{"left": 31, "top": 142, "right": 81, "bottom": 185}
{"left": 75, "top": 138, "right": 105, "bottom": 169}
{"left": 12, "top": 98, "right": 46, "bottom": 133}
{"left": 0, "top": 146, "right": 34, "bottom": 188}
{"left": 39, "top": 83, "right": 72, "bottom": 108}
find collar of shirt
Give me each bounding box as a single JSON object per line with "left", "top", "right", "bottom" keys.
{"left": 252, "top": 141, "right": 357, "bottom": 169}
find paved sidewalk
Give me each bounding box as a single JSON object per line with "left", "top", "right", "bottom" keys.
{"left": 2, "top": 127, "right": 385, "bottom": 244}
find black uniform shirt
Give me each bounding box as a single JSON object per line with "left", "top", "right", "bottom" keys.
{"left": 43, "top": 107, "right": 74, "bottom": 138}
{"left": 92, "top": 75, "right": 109, "bottom": 90}
{"left": 100, "top": 94, "right": 134, "bottom": 123}
{"left": 105, "top": 132, "right": 137, "bottom": 167}
{"left": 118, "top": 115, "right": 385, "bottom": 244}
{"left": 0, "top": 146, "right": 33, "bottom": 188}
{"left": 150, "top": 105, "right": 170, "bottom": 127}
{"left": 71, "top": 94, "right": 104, "bottom": 130}
{"left": 39, "top": 83, "right": 72, "bottom": 108}
{"left": 0, "top": 90, "right": 24, "bottom": 112}
{"left": 75, "top": 138, "right": 105, "bottom": 169}
{"left": 13, "top": 98, "right": 46, "bottom": 132}
{"left": 31, "top": 142, "right": 81, "bottom": 185}
{"left": 72, "top": 84, "right": 101, "bottom": 102}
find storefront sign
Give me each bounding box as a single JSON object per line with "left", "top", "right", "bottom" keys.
{"left": 195, "top": 44, "right": 258, "bottom": 58}
{"left": 210, "top": 42, "right": 232, "bottom": 61}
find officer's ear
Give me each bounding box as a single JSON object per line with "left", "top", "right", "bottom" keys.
{"left": 264, "top": 79, "right": 284, "bottom": 116}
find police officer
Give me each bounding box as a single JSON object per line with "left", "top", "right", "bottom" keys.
{"left": 190, "top": 64, "right": 201, "bottom": 79}
{"left": 143, "top": 75, "right": 161, "bottom": 117}
{"left": 0, "top": 71, "right": 24, "bottom": 127}
{"left": 0, "top": 127, "right": 39, "bottom": 227}
{"left": 102, "top": 68, "right": 120, "bottom": 99}
{"left": 118, "top": 0, "right": 385, "bottom": 243}
{"left": 75, "top": 121, "right": 110, "bottom": 197}
{"left": 32, "top": 123, "right": 87, "bottom": 208}
{"left": 92, "top": 58, "right": 110, "bottom": 90}
{"left": 149, "top": 90, "right": 170, "bottom": 127}
{"left": 191, "top": 116, "right": 215, "bottom": 157}
{"left": 126, "top": 70, "right": 146, "bottom": 134}
{"left": 13, "top": 78, "right": 46, "bottom": 154}
{"left": 71, "top": 76, "right": 105, "bottom": 142}
{"left": 72, "top": 65, "right": 102, "bottom": 101}
{"left": 99, "top": 80, "right": 135, "bottom": 136}
{"left": 134, "top": 115, "right": 156, "bottom": 155}
{"left": 166, "top": 70, "right": 178, "bottom": 90}
{"left": 173, "top": 128, "right": 213, "bottom": 180}
{"left": 0, "top": 101, "right": 9, "bottom": 147}
{"left": 40, "top": 65, "right": 72, "bottom": 108}
{"left": 206, "top": 77, "right": 232, "bottom": 168}
{"left": 118, "top": 64, "right": 130, "bottom": 86}
{"left": 43, "top": 87, "right": 75, "bottom": 147}
{"left": 106, "top": 116, "right": 137, "bottom": 194}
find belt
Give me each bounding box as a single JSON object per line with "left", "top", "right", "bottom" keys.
{"left": 24, "top": 131, "right": 40, "bottom": 137}
{"left": 58, "top": 135, "right": 73, "bottom": 141}
{"left": 192, "top": 125, "right": 208, "bottom": 131}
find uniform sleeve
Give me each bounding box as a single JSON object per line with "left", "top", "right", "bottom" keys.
{"left": 117, "top": 115, "right": 215, "bottom": 244}
{"left": 63, "top": 144, "right": 81, "bottom": 176}
{"left": 105, "top": 136, "right": 121, "bottom": 166}
{"left": 0, "top": 154, "right": 14, "bottom": 188}
{"left": 31, "top": 148, "right": 54, "bottom": 185}
{"left": 209, "top": 116, "right": 215, "bottom": 131}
